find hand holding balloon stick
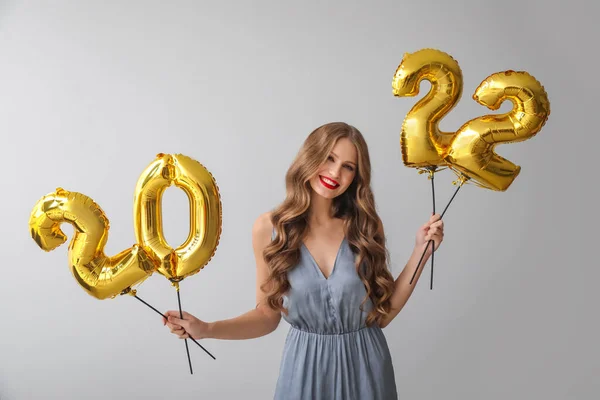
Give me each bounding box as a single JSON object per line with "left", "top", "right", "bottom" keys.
{"left": 392, "top": 48, "right": 464, "bottom": 289}
{"left": 410, "top": 172, "right": 468, "bottom": 286}
{"left": 392, "top": 48, "right": 551, "bottom": 288}
{"left": 133, "top": 153, "right": 222, "bottom": 374}
{"left": 124, "top": 287, "right": 215, "bottom": 361}
{"left": 29, "top": 153, "right": 222, "bottom": 374}
{"left": 27, "top": 187, "right": 212, "bottom": 363}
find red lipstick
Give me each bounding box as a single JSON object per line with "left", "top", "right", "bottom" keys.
{"left": 319, "top": 175, "right": 339, "bottom": 190}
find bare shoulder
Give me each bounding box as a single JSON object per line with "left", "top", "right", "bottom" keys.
{"left": 252, "top": 211, "right": 274, "bottom": 249}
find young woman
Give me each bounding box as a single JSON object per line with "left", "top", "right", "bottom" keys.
{"left": 163, "top": 122, "right": 444, "bottom": 399}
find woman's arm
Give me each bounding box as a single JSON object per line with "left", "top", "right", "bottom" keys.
{"left": 379, "top": 214, "right": 443, "bottom": 329}
{"left": 164, "top": 212, "right": 282, "bottom": 340}
{"left": 379, "top": 246, "right": 431, "bottom": 328}
{"left": 204, "top": 212, "right": 282, "bottom": 339}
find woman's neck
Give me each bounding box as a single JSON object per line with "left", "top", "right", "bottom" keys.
{"left": 308, "top": 192, "right": 337, "bottom": 227}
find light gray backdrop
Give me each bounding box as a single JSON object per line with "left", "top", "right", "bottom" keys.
{"left": 0, "top": 1, "right": 597, "bottom": 399}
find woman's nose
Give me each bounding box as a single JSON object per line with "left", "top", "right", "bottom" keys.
{"left": 329, "top": 164, "right": 341, "bottom": 178}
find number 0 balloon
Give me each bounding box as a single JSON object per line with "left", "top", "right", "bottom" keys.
{"left": 133, "top": 153, "right": 222, "bottom": 283}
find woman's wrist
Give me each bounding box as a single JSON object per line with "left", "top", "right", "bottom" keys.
{"left": 205, "top": 321, "right": 217, "bottom": 339}
{"left": 412, "top": 243, "right": 432, "bottom": 261}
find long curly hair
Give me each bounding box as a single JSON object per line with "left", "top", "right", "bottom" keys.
{"left": 261, "top": 122, "right": 395, "bottom": 326}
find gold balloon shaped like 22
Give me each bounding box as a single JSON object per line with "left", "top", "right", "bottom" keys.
{"left": 133, "top": 153, "right": 222, "bottom": 284}
{"left": 28, "top": 188, "right": 158, "bottom": 300}
{"left": 393, "top": 49, "right": 550, "bottom": 191}
{"left": 392, "top": 48, "right": 464, "bottom": 169}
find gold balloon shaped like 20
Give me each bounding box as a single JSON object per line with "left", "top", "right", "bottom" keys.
{"left": 133, "top": 153, "right": 222, "bottom": 283}
{"left": 29, "top": 153, "right": 222, "bottom": 298}
{"left": 28, "top": 188, "right": 158, "bottom": 299}
{"left": 444, "top": 71, "right": 550, "bottom": 191}
{"left": 392, "top": 48, "right": 464, "bottom": 169}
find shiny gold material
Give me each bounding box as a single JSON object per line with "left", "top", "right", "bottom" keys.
{"left": 392, "top": 48, "right": 463, "bottom": 168}
{"left": 393, "top": 48, "right": 550, "bottom": 191}
{"left": 29, "top": 153, "right": 222, "bottom": 298}
{"left": 444, "top": 71, "right": 551, "bottom": 191}
{"left": 133, "top": 153, "right": 222, "bottom": 282}
{"left": 28, "top": 188, "right": 157, "bottom": 299}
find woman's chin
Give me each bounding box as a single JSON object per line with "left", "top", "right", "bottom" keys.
{"left": 313, "top": 186, "right": 339, "bottom": 199}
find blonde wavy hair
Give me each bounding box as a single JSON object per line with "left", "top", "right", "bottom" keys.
{"left": 261, "top": 122, "right": 395, "bottom": 326}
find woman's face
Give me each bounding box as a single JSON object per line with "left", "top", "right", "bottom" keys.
{"left": 309, "top": 137, "right": 358, "bottom": 199}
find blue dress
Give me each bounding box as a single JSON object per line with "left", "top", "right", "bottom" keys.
{"left": 273, "top": 230, "right": 398, "bottom": 399}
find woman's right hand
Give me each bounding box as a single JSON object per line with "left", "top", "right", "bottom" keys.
{"left": 162, "top": 310, "right": 211, "bottom": 340}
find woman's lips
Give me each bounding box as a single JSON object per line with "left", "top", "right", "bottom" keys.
{"left": 319, "top": 175, "right": 339, "bottom": 190}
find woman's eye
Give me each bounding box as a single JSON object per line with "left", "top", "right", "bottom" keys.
{"left": 344, "top": 165, "right": 354, "bottom": 171}
{"left": 327, "top": 155, "right": 334, "bottom": 161}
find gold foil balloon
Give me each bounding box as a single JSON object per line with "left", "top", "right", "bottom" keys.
{"left": 392, "top": 48, "right": 550, "bottom": 191}
{"left": 392, "top": 48, "right": 464, "bottom": 169}
{"left": 133, "top": 153, "right": 222, "bottom": 283}
{"left": 28, "top": 188, "right": 157, "bottom": 299}
{"left": 444, "top": 71, "right": 551, "bottom": 191}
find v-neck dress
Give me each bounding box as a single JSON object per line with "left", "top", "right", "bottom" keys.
{"left": 272, "top": 230, "right": 398, "bottom": 399}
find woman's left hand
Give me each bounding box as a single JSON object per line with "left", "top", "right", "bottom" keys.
{"left": 415, "top": 214, "right": 444, "bottom": 254}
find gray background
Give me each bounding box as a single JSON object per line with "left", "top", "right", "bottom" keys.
{"left": 0, "top": 0, "right": 597, "bottom": 399}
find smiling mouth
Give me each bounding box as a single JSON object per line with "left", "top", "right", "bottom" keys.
{"left": 319, "top": 175, "right": 339, "bottom": 190}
